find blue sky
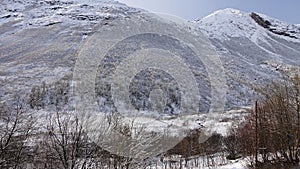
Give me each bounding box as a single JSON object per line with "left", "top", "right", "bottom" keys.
{"left": 118, "top": 0, "right": 300, "bottom": 24}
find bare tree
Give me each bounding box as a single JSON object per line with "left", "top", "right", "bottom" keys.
{"left": 0, "top": 96, "right": 35, "bottom": 168}
{"left": 41, "top": 112, "right": 89, "bottom": 169}
{"left": 223, "top": 125, "right": 242, "bottom": 160}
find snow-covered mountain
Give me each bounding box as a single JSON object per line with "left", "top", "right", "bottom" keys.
{"left": 0, "top": 1, "right": 299, "bottom": 112}
{"left": 196, "top": 8, "right": 300, "bottom": 108}
{"left": 197, "top": 8, "right": 300, "bottom": 41}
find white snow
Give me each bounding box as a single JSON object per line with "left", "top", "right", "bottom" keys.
{"left": 217, "top": 160, "right": 247, "bottom": 169}
{"left": 121, "top": 108, "right": 249, "bottom": 139}
{"left": 147, "top": 156, "right": 247, "bottom": 169}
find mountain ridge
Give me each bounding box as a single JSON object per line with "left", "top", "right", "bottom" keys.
{"left": 196, "top": 8, "right": 300, "bottom": 42}
{"left": 194, "top": 8, "right": 300, "bottom": 109}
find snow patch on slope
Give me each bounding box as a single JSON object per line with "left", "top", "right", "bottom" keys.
{"left": 196, "top": 8, "right": 300, "bottom": 43}
{"left": 196, "top": 8, "right": 265, "bottom": 41}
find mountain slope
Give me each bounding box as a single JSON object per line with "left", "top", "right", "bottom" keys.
{"left": 195, "top": 8, "right": 300, "bottom": 108}
{"left": 0, "top": 0, "right": 140, "bottom": 102}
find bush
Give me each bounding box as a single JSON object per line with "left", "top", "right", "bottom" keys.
{"left": 237, "top": 75, "right": 300, "bottom": 167}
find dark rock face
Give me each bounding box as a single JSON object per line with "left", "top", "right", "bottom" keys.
{"left": 250, "top": 12, "right": 298, "bottom": 39}
{"left": 250, "top": 12, "right": 271, "bottom": 29}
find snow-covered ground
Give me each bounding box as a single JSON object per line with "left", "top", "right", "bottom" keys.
{"left": 144, "top": 154, "right": 248, "bottom": 169}
{"left": 120, "top": 107, "right": 249, "bottom": 139}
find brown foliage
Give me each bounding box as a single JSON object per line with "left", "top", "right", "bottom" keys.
{"left": 237, "top": 75, "right": 300, "bottom": 167}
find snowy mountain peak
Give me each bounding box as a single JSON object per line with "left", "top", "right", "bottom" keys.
{"left": 202, "top": 8, "right": 244, "bottom": 20}
{"left": 194, "top": 8, "right": 300, "bottom": 110}
{"left": 196, "top": 8, "right": 300, "bottom": 42}
{"left": 196, "top": 8, "right": 262, "bottom": 41}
